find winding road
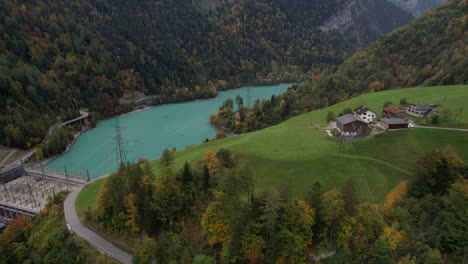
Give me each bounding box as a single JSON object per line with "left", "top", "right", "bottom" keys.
{"left": 64, "top": 180, "right": 133, "bottom": 264}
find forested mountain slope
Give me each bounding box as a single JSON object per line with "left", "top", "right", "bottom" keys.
{"left": 0, "top": 0, "right": 440, "bottom": 148}
{"left": 211, "top": 0, "right": 467, "bottom": 133}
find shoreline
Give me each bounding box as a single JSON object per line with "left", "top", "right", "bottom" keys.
{"left": 91, "top": 82, "right": 296, "bottom": 127}
{"left": 43, "top": 82, "right": 296, "bottom": 171}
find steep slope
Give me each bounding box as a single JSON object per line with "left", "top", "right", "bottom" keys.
{"left": 387, "top": 0, "right": 447, "bottom": 16}
{"left": 213, "top": 0, "right": 467, "bottom": 132}
{"left": 0, "top": 0, "right": 351, "bottom": 149}
{"left": 319, "top": 0, "right": 414, "bottom": 45}
{"left": 0, "top": 0, "right": 445, "bottom": 149}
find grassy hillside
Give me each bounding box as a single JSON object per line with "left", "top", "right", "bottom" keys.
{"left": 76, "top": 85, "right": 468, "bottom": 212}
{"left": 216, "top": 0, "right": 467, "bottom": 133}
{"left": 150, "top": 85, "right": 468, "bottom": 200}
{"left": 75, "top": 178, "right": 107, "bottom": 216}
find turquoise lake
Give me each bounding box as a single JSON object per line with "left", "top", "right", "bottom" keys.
{"left": 46, "top": 84, "right": 292, "bottom": 178}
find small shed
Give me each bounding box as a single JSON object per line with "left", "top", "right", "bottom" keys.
{"left": 336, "top": 114, "right": 369, "bottom": 136}
{"left": 380, "top": 118, "right": 409, "bottom": 130}
{"left": 382, "top": 105, "right": 406, "bottom": 118}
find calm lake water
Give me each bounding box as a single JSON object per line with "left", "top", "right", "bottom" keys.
{"left": 46, "top": 84, "right": 292, "bottom": 178}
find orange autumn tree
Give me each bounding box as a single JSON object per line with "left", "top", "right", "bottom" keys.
{"left": 203, "top": 150, "right": 221, "bottom": 176}
{"left": 215, "top": 130, "right": 226, "bottom": 140}
{"left": 0, "top": 215, "right": 32, "bottom": 242}
{"left": 201, "top": 191, "right": 231, "bottom": 246}
{"left": 241, "top": 229, "right": 266, "bottom": 264}
{"left": 383, "top": 223, "right": 407, "bottom": 253}
{"left": 384, "top": 180, "right": 408, "bottom": 210}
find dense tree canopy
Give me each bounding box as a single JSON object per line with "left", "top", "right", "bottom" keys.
{"left": 0, "top": 0, "right": 358, "bottom": 149}
{"left": 85, "top": 146, "right": 468, "bottom": 263}
{"left": 211, "top": 0, "right": 468, "bottom": 134}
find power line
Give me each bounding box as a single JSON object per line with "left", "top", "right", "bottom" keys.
{"left": 113, "top": 118, "right": 128, "bottom": 166}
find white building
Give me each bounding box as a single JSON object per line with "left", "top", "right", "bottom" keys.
{"left": 404, "top": 103, "right": 435, "bottom": 117}
{"left": 353, "top": 105, "right": 377, "bottom": 123}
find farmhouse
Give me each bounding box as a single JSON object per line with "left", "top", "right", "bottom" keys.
{"left": 354, "top": 105, "right": 377, "bottom": 123}
{"left": 380, "top": 118, "right": 409, "bottom": 130}
{"left": 382, "top": 105, "right": 406, "bottom": 118}
{"left": 336, "top": 114, "right": 368, "bottom": 136}
{"left": 404, "top": 103, "right": 435, "bottom": 117}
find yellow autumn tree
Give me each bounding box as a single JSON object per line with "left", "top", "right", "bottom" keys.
{"left": 124, "top": 193, "right": 140, "bottom": 234}
{"left": 369, "top": 80, "right": 383, "bottom": 92}
{"left": 383, "top": 223, "right": 407, "bottom": 252}
{"left": 203, "top": 150, "right": 221, "bottom": 176}
{"left": 96, "top": 184, "right": 114, "bottom": 226}
{"left": 201, "top": 192, "right": 231, "bottom": 245}
{"left": 35, "top": 147, "right": 44, "bottom": 160}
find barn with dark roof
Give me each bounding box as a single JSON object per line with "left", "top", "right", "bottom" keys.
{"left": 336, "top": 114, "right": 369, "bottom": 136}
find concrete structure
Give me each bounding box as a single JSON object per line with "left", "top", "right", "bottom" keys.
{"left": 404, "top": 103, "right": 436, "bottom": 117}
{"left": 0, "top": 165, "right": 86, "bottom": 220}
{"left": 336, "top": 114, "right": 369, "bottom": 136}
{"left": 382, "top": 105, "right": 406, "bottom": 118}
{"left": 354, "top": 105, "right": 377, "bottom": 123}
{"left": 381, "top": 118, "right": 409, "bottom": 130}
{"left": 0, "top": 165, "right": 24, "bottom": 183}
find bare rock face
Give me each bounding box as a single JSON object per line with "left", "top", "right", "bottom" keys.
{"left": 192, "top": 0, "right": 234, "bottom": 10}
{"left": 386, "top": 0, "right": 447, "bottom": 17}
{"left": 319, "top": 0, "right": 414, "bottom": 45}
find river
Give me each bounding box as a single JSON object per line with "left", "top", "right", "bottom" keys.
{"left": 46, "top": 84, "right": 293, "bottom": 178}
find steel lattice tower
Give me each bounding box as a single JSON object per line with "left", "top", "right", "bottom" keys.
{"left": 113, "top": 118, "right": 128, "bottom": 166}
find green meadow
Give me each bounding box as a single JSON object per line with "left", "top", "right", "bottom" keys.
{"left": 76, "top": 85, "right": 468, "bottom": 211}
{"left": 75, "top": 177, "right": 107, "bottom": 215}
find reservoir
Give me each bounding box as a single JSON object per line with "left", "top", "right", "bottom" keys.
{"left": 46, "top": 84, "right": 292, "bottom": 178}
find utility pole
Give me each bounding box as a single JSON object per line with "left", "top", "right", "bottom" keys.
{"left": 247, "top": 86, "right": 251, "bottom": 108}
{"left": 113, "top": 118, "right": 128, "bottom": 167}
{"left": 27, "top": 183, "right": 37, "bottom": 209}
{"left": 64, "top": 166, "right": 71, "bottom": 190}
{"left": 40, "top": 161, "right": 45, "bottom": 181}
{"left": 455, "top": 106, "right": 463, "bottom": 128}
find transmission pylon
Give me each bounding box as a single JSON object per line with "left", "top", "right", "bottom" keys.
{"left": 113, "top": 118, "right": 128, "bottom": 166}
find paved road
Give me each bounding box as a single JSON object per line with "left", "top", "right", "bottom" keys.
{"left": 61, "top": 110, "right": 89, "bottom": 127}
{"left": 415, "top": 126, "right": 468, "bottom": 132}
{"left": 10, "top": 110, "right": 90, "bottom": 167}
{"left": 64, "top": 183, "right": 133, "bottom": 264}
{"left": 0, "top": 150, "right": 16, "bottom": 166}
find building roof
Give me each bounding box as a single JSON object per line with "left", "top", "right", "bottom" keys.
{"left": 383, "top": 105, "right": 404, "bottom": 115}
{"left": 336, "top": 114, "right": 365, "bottom": 125}
{"left": 413, "top": 103, "right": 432, "bottom": 111}
{"left": 381, "top": 118, "right": 408, "bottom": 125}
{"left": 354, "top": 105, "right": 375, "bottom": 115}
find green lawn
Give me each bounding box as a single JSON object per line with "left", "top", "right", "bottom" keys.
{"left": 75, "top": 177, "right": 107, "bottom": 216}
{"left": 76, "top": 85, "right": 468, "bottom": 209}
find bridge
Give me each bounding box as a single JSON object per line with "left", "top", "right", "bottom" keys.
{"left": 0, "top": 164, "right": 86, "bottom": 220}
{"left": 61, "top": 110, "right": 90, "bottom": 127}
{"left": 6, "top": 110, "right": 90, "bottom": 167}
